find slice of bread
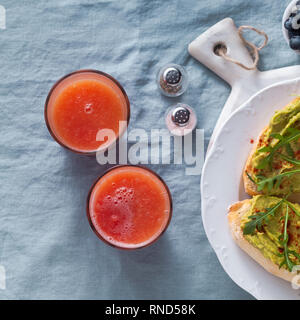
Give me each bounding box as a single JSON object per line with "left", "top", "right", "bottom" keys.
{"left": 244, "top": 97, "right": 300, "bottom": 197}
{"left": 244, "top": 139, "right": 300, "bottom": 203}
{"left": 228, "top": 200, "right": 294, "bottom": 283}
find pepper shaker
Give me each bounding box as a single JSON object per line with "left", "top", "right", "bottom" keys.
{"left": 157, "top": 63, "right": 189, "bottom": 97}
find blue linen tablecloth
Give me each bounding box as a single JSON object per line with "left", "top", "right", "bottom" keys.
{"left": 0, "top": 0, "right": 297, "bottom": 300}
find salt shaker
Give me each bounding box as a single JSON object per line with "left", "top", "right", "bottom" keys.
{"left": 157, "top": 64, "right": 188, "bottom": 97}
{"left": 165, "top": 103, "right": 197, "bottom": 136}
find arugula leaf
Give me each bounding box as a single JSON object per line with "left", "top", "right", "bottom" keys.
{"left": 270, "top": 133, "right": 284, "bottom": 141}
{"left": 246, "top": 171, "right": 256, "bottom": 184}
{"left": 286, "top": 127, "right": 300, "bottom": 135}
{"left": 284, "top": 201, "right": 300, "bottom": 218}
{"left": 256, "top": 128, "right": 300, "bottom": 169}
{"left": 285, "top": 143, "right": 295, "bottom": 158}
{"left": 258, "top": 146, "right": 273, "bottom": 153}
{"left": 244, "top": 199, "right": 300, "bottom": 271}
{"left": 279, "top": 153, "right": 300, "bottom": 166}
{"left": 243, "top": 199, "right": 283, "bottom": 235}
{"left": 256, "top": 170, "right": 300, "bottom": 192}
{"left": 279, "top": 205, "right": 295, "bottom": 272}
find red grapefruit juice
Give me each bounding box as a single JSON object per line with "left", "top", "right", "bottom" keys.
{"left": 45, "top": 70, "right": 130, "bottom": 154}
{"left": 87, "top": 166, "right": 172, "bottom": 249}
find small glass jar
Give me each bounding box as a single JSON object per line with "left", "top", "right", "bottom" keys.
{"left": 157, "top": 63, "right": 189, "bottom": 97}
{"left": 165, "top": 103, "right": 197, "bottom": 136}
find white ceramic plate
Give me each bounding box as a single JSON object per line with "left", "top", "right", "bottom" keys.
{"left": 201, "top": 77, "right": 300, "bottom": 300}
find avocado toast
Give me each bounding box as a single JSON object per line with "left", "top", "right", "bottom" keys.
{"left": 228, "top": 97, "right": 300, "bottom": 283}
{"left": 228, "top": 195, "right": 300, "bottom": 282}
{"left": 244, "top": 97, "right": 300, "bottom": 197}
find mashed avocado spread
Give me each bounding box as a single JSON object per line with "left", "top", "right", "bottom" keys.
{"left": 242, "top": 196, "right": 300, "bottom": 270}
{"left": 250, "top": 98, "right": 300, "bottom": 195}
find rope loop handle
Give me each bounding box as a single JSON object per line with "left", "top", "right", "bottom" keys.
{"left": 216, "top": 25, "right": 268, "bottom": 71}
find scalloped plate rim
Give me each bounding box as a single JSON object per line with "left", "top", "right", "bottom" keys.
{"left": 201, "top": 77, "right": 300, "bottom": 300}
